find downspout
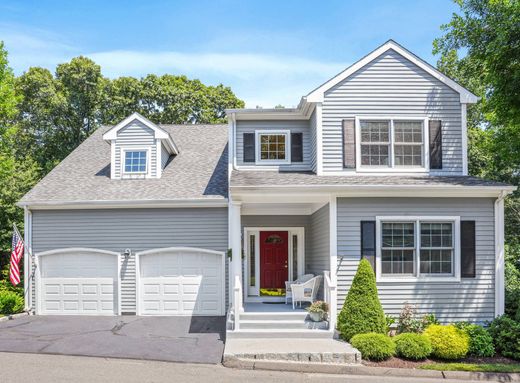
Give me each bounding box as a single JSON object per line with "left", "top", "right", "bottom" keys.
{"left": 494, "top": 190, "right": 510, "bottom": 316}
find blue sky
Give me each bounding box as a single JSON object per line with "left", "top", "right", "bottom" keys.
{"left": 0, "top": 0, "right": 458, "bottom": 107}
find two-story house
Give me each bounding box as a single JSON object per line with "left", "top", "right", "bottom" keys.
{"left": 19, "top": 40, "right": 514, "bottom": 339}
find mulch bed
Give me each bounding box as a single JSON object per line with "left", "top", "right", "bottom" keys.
{"left": 362, "top": 356, "right": 519, "bottom": 369}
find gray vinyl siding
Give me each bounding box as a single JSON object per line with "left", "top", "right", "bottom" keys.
{"left": 161, "top": 142, "right": 170, "bottom": 169}
{"left": 114, "top": 120, "right": 158, "bottom": 178}
{"left": 336, "top": 197, "right": 495, "bottom": 323}
{"left": 31, "top": 208, "right": 228, "bottom": 314}
{"left": 307, "top": 205, "right": 330, "bottom": 277}
{"left": 322, "top": 49, "right": 463, "bottom": 175}
{"left": 236, "top": 120, "right": 312, "bottom": 170}
{"left": 309, "top": 109, "right": 318, "bottom": 173}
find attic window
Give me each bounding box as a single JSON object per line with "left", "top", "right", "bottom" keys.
{"left": 124, "top": 150, "right": 147, "bottom": 173}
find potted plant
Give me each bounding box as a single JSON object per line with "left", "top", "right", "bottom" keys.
{"left": 307, "top": 301, "right": 329, "bottom": 322}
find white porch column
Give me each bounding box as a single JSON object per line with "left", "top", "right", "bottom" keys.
{"left": 229, "top": 200, "right": 243, "bottom": 313}
{"left": 495, "top": 193, "right": 506, "bottom": 316}
{"left": 328, "top": 195, "right": 338, "bottom": 330}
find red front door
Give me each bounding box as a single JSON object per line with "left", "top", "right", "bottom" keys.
{"left": 260, "top": 231, "right": 289, "bottom": 290}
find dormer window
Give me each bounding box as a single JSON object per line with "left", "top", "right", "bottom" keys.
{"left": 124, "top": 150, "right": 147, "bottom": 174}
{"left": 255, "top": 130, "right": 290, "bottom": 165}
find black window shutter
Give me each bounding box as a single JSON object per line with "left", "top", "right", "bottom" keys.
{"left": 429, "top": 120, "right": 443, "bottom": 169}
{"left": 361, "top": 221, "right": 376, "bottom": 270}
{"left": 461, "top": 221, "right": 476, "bottom": 278}
{"left": 243, "top": 133, "right": 255, "bottom": 163}
{"left": 343, "top": 118, "right": 356, "bottom": 168}
{"left": 291, "top": 133, "right": 303, "bottom": 162}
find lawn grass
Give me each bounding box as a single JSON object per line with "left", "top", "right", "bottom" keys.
{"left": 420, "top": 363, "right": 520, "bottom": 373}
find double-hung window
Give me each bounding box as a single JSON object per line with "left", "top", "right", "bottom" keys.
{"left": 376, "top": 216, "right": 460, "bottom": 281}
{"left": 124, "top": 150, "right": 147, "bottom": 174}
{"left": 255, "top": 130, "right": 290, "bottom": 164}
{"left": 357, "top": 117, "right": 428, "bottom": 171}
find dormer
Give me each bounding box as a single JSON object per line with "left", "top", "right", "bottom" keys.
{"left": 103, "top": 113, "right": 179, "bottom": 180}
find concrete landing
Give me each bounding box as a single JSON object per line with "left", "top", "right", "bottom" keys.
{"left": 223, "top": 338, "right": 361, "bottom": 365}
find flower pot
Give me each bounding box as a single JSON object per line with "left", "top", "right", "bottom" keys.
{"left": 309, "top": 311, "right": 323, "bottom": 322}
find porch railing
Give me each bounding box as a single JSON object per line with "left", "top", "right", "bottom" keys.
{"left": 233, "top": 275, "right": 243, "bottom": 330}
{"left": 323, "top": 271, "right": 337, "bottom": 331}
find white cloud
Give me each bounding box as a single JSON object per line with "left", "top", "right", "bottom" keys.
{"left": 1, "top": 24, "right": 347, "bottom": 108}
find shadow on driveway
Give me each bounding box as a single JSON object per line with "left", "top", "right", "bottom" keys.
{"left": 0, "top": 315, "right": 226, "bottom": 364}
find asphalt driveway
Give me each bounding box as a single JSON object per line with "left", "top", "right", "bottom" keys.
{"left": 0, "top": 315, "right": 226, "bottom": 363}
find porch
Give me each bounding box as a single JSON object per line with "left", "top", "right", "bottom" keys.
{"left": 227, "top": 198, "right": 338, "bottom": 338}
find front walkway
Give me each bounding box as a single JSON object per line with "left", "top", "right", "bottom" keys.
{"left": 0, "top": 315, "right": 225, "bottom": 363}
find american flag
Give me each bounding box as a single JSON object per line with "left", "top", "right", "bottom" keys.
{"left": 9, "top": 226, "right": 24, "bottom": 286}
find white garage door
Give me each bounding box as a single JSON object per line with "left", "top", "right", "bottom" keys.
{"left": 39, "top": 249, "right": 118, "bottom": 315}
{"left": 138, "top": 248, "right": 224, "bottom": 316}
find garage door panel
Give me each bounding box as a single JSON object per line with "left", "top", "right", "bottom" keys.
{"left": 40, "top": 252, "right": 118, "bottom": 315}
{"left": 139, "top": 250, "right": 223, "bottom": 316}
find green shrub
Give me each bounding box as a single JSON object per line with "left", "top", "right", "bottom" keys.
{"left": 488, "top": 315, "right": 520, "bottom": 360}
{"left": 424, "top": 325, "right": 469, "bottom": 360}
{"left": 394, "top": 333, "right": 432, "bottom": 360}
{"left": 337, "top": 259, "right": 386, "bottom": 341}
{"left": 396, "top": 302, "right": 439, "bottom": 334}
{"left": 350, "top": 333, "right": 396, "bottom": 361}
{"left": 0, "top": 290, "right": 24, "bottom": 315}
{"left": 455, "top": 322, "right": 495, "bottom": 357}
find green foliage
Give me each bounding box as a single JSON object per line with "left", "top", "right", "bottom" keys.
{"left": 394, "top": 333, "right": 432, "bottom": 360}
{"left": 337, "top": 259, "right": 386, "bottom": 341}
{"left": 505, "top": 243, "right": 520, "bottom": 318}
{"left": 350, "top": 333, "right": 396, "bottom": 361}
{"left": 454, "top": 322, "right": 495, "bottom": 357}
{"left": 307, "top": 300, "right": 329, "bottom": 314}
{"left": 385, "top": 315, "right": 396, "bottom": 333}
{"left": 396, "top": 302, "right": 439, "bottom": 334}
{"left": 0, "top": 41, "right": 19, "bottom": 126}
{"left": 424, "top": 325, "right": 469, "bottom": 360}
{"left": 487, "top": 315, "right": 520, "bottom": 360}
{"left": 0, "top": 290, "right": 24, "bottom": 315}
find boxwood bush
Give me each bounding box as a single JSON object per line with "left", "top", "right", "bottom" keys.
{"left": 350, "top": 333, "right": 396, "bottom": 361}
{"left": 424, "top": 325, "right": 469, "bottom": 360}
{"left": 394, "top": 333, "right": 432, "bottom": 360}
{"left": 455, "top": 322, "right": 495, "bottom": 357}
{"left": 337, "top": 259, "right": 386, "bottom": 341}
{"left": 0, "top": 290, "right": 24, "bottom": 315}
{"left": 488, "top": 315, "right": 520, "bottom": 360}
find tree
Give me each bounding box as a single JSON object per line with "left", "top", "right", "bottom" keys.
{"left": 434, "top": 0, "right": 520, "bottom": 317}
{"left": 337, "top": 259, "right": 386, "bottom": 341}
{"left": 0, "top": 42, "right": 19, "bottom": 128}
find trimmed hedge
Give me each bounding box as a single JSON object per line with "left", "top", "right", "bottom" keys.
{"left": 394, "top": 333, "right": 432, "bottom": 360}
{"left": 338, "top": 259, "right": 386, "bottom": 341}
{"left": 455, "top": 323, "right": 495, "bottom": 357}
{"left": 0, "top": 290, "right": 24, "bottom": 315}
{"left": 351, "top": 333, "right": 396, "bottom": 361}
{"left": 488, "top": 315, "right": 520, "bottom": 360}
{"left": 424, "top": 325, "right": 469, "bottom": 360}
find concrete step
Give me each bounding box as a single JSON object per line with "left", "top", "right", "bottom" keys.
{"left": 240, "top": 319, "right": 311, "bottom": 330}
{"left": 223, "top": 338, "right": 361, "bottom": 365}
{"left": 226, "top": 329, "right": 334, "bottom": 339}
{"left": 240, "top": 312, "right": 308, "bottom": 321}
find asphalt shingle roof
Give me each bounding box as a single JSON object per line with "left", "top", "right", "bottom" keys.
{"left": 230, "top": 170, "right": 511, "bottom": 188}
{"left": 20, "top": 124, "right": 229, "bottom": 204}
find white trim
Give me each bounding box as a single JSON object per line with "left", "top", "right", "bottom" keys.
{"left": 254, "top": 130, "right": 291, "bottom": 165}
{"left": 316, "top": 103, "right": 324, "bottom": 175}
{"left": 121, "top": 147, "right": 151, "bottom": 178}
{"left": 329, "top": 196, "right": 337, "bottom": 285}
{"left": 135, "top": 247, "right": 226, "bottom": 316}
{"left": 35, "top": 247, "right": 121, "bottom": 316}
{"left": 495, "top": 193, "right": 506, "bottom": 316}
{"left": 110, "top": 140, "right": 116, "bottom": 179}
{"left": 103, "top": 112, "right": 178, "bottom": 154}
{"left": 461, "top": 104, "right": 469, "bottom": 175}
{"left": 23, "top": 207, "right": 31, "bottom": 311}
{"left": 229, "top": 201, "right": 243, "bottom": 312}
{"left": 355, "top": 116, "right": 430, "bottom": 173}
{"left": 375, "top": 216, "right": 461, "bottom": 283}
{"left": 241, "top": 203, "right": 326, "bottom": 216}
{"left": 243, "top": 227, "right": 305, "bottom": 302}
{"left": 306, "top": 40, "right": 479, "bottom": 104}
{"left": 156, "top": 140, "right": 162, "bottom": 179}
{"left": 19, "top": 198, "right": 229, "bottom": 210}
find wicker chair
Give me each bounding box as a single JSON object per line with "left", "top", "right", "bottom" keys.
{"left": 291, "top": 275, "right": 323, "bottom": 309}
{"left": 284, "top": 274, "right": 314, "bottom": 304}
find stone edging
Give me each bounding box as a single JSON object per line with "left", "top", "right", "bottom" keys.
{"left": 223, "top": 356, "right": 520, "bottom": 382}
{"left": 0, "top": 311, "right": 30, "bottom": 322}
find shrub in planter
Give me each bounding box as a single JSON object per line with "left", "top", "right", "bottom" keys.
{"left": 337, "top": 259, "right": 386, "bottom": 341}
{"left": 455, "top": 322, "right": 495, "bottom": 357}
{"left": 307, "top": 301, "right": 329, "bottom": 322}
{"left": 350, "top": 333, "right": 396, "bottom": 361}
{"left": 0, "top": 290, "right": 24, "bottom": 315}
{"left": 488, "top": 315, "right": 520, "bottom": 360}
{"left": 394, "top": 333, "right": 432, "bottom": 360}
{"left": 424, "top": 325, "right": 469, "bottom": 360}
